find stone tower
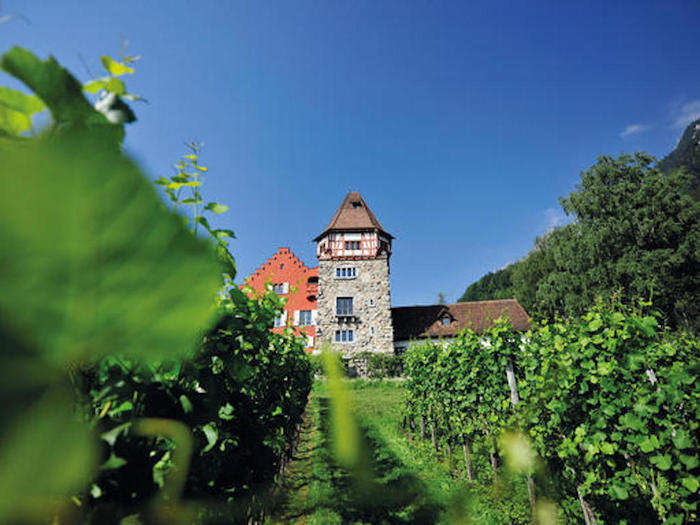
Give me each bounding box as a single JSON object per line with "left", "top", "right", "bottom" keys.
{"left": 314, "top": 191, "right": 394, "bottom": 355}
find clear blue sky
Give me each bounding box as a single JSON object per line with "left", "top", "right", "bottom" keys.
{"left": 3, "top": 1, "right": 699, "bottom": 306}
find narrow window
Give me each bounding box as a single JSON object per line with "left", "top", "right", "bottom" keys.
{"left": 335, "top": 330, "right": 340, "bottom": 342}
{"left": 336, "top": 297, "right": 353, "bottom": 315}
{"left": 348, "top": 330, "right": 354, "bottom": 342}
{"left": 371, "top": 326, "right": 375, "bottom": 336}
{"left": 342, "top": 268, "right": 346, "bottom": 277}
{"left": 336, "top": 268, "right": 340, "bottom": 277}
{"left": 342, "top": 330, "right": 347, "bottom": 342}
{"left": 299, "top": 310, "right": 312, "bottom": 326}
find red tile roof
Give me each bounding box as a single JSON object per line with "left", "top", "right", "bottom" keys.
{"left": 391, "top": 299, "right": 531, "bottom": 340}
{"left": 313, "top": 191, "right": 393, "bottom": 241}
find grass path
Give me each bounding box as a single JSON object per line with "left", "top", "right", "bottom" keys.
{"left": 267, "top": 380, "right": 530, "bottom": 524}
{"left": 268, "top": 402, "right": 318, "bottom": 524}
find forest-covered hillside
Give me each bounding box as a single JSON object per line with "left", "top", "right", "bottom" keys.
{"left": 460, "top": 121, "right": 700, "bottom": 330}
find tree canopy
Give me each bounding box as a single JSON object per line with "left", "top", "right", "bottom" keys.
{"left": 461, "top": 144, "right": 699, "bottom": 331}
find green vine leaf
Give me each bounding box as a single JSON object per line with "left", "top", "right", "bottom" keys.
{"left": 100, "top": 55, "right": 134, "bottom": 76}
{"left": 0, "top": 136, "right": 221, "bottom": 366}
{"left": 83, "top": 76, "right": 127, "bottom": 96}
{"left": 205, "top": 202, "right": 229, "bottom": 214}
{"left": 650, "top": 454, "right": 672, "bottom": 471}
{"left": 201, "top": 424, "right": 218, "bottom": 453}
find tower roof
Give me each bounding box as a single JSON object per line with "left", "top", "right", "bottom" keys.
{"left": 313, "top": 191, "right": 393, "bottom": 241}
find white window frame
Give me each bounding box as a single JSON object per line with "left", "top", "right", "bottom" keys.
{"left": 299, "top": 310, "right": 312, "bottom": 326}
{"left": 273, "top": 282, "right": 289, "bottom": 295}
{"left": 335, "top": 267, "right": 357, "bottom": 279}
{"left": 334, "top": 329, "right": 355, "bottom": 343}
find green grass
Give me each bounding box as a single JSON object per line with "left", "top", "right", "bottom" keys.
{"left": 268, "top": 379, "right": 531, "bottom": 524}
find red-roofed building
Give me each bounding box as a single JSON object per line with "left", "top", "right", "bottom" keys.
{"left": 391, "top": 299, "right": 531, "bottom": 353}
{"left": 242, "top": 192, "right": 531, "bottom": 355}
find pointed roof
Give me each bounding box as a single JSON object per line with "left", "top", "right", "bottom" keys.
{"left": 313, "top": 191, "right": 393, "bottom": 241}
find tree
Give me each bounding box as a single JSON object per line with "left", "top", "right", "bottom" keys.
{"left": 560, "top": 153, "right": 697, "bottom": 328}
{"left": 507, "top": 153, "right": 699, "bottom": 330}
{"left": 459, "top": 264, "right": 517, "bottom": 302}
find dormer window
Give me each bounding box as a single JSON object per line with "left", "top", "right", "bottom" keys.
{"left": 440, "top": 316, "right": 451, "bottom": 326}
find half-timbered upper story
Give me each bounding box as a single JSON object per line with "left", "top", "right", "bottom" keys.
{"left": 313, "top": 192, "right": 393, "bottom": 260}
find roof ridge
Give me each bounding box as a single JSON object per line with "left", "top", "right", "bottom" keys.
{"left": 392, "top": 298, "right": 519, "bottom": 310}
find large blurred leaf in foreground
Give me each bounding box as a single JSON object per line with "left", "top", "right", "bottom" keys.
{"left": 0, "top": 390, "right": 96, "bottom": 521}
{"left": 0, "top": 135, "right": 221, "bottom": 366}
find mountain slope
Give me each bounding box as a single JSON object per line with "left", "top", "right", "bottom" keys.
{"left": 658, "top": 118, "right": 700, "bottom": 199}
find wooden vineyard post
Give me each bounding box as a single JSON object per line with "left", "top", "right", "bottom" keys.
{"left": 506, "top": 357, "right": 537, "bottom": 515}
{"left": 489, "top": 435, "right": 499, "bottom": 485}
{"left": 462, "top": 434, "right": 474, "bottom": 481}
{"left": 577, "top": 485, "right": 599, "bottom": 525}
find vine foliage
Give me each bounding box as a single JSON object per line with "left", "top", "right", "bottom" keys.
{"left": 403, "top": 305, "right": 698, "bottom": 523}
{"left": 0, "top": 46, "right": 312, "bottom": 523}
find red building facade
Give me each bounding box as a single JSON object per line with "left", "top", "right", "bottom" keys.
{"left": 243, "top": 247, "right": 319, "bottom": 352}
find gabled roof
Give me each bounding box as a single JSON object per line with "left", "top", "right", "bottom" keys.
{"left": 391, "top": 299, "right": 531, "bottom": 341}
{"left": 243, "top": 247, "right": 317, "bottom": 286}
{"left": 313, "top": 191, "right": 393, "bottom": 241}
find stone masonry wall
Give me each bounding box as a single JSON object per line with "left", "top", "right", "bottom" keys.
{"left": 316, "top": 257, "right": 394, "bottom": 356}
